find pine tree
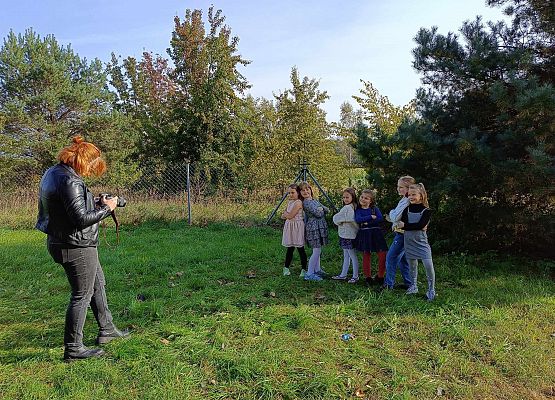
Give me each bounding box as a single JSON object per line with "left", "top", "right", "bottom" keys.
{"left": 356, "top": 0, "right": 554, "bottom": 254}
{"left": 0, "top": 29, "right": 134, "bottom": 188}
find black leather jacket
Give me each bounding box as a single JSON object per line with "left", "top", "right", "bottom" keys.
{"left": 36, "top": 163, "right": 112, "bottom": 247}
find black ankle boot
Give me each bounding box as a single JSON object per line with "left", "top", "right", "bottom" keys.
{"left": 64, "top": 346, "right": 105, "bottom": 362}
{"left": 96, "top": 327, "right": 130, "bottom": 345}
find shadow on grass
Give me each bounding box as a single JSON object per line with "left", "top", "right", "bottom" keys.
{"left": 0, "top": 222, "right": 553, "bottom": 366}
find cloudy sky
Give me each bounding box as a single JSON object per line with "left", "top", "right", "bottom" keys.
{"left": 1, "top": 0, "right": 508, "bottom": 121}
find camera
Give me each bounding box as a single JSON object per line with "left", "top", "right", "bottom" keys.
{"left": 97, "top": 193, "right": 127, "bottom": 208}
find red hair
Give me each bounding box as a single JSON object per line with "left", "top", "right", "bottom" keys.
{"left": 57, "top": 136, "right": 107, "bottom": 177}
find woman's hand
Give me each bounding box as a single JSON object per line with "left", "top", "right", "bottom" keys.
{"left": 102, "top": 196, "right": 118, "bottom": 211}
{"left": 397, "top": 221, "right": 404, "bottom": 228}
{"left": 371, "top": 215, "right": 377, "bottom": 220}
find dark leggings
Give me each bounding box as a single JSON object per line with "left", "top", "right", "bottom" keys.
{"left": 48, "top": 244, "right": 115, "bottom": 349}
{"left": 284, "top": 246, "right": 307, "bottom": 269}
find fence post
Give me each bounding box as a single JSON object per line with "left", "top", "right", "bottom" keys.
{"left": 186, "top": 163, "right": 192, "bottom": 225}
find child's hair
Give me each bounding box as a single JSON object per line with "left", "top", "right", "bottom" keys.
{"left": 360, "top": 189, "right": 376, "bottom": 207}
{"left": 409, "top": 183, "right": 429, "bottom": 208}
{"left": 398, "top": 175, "right": 416, "bottom": 188}
{"left": 343, "top": 187, "right": 358, "bottom": 209}
{"left": 298, "top": 181, "right": 313, "bottom": 198}
{"left": 287, "top": 183, "right": 302, "bottom": 200}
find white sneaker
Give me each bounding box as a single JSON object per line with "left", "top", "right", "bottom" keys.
{"left": 405, "top": 285, "right": 419, "bottom": 295}
{"left": 299, "top": 269, "right": 306, "bottom": 278}
{"left": 283, "top": 267, "right": 291, "bottom": 276}
{"left": 304, "top": 273, "right": 323, "bottom": 282}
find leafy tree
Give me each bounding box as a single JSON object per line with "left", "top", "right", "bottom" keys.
{"left": 353, "top": 80, "right": 416, "bottom": 135}
{"left": 107, "top": 51, "right": 178, "bottom": 164}
{"left": 234, "top": 95, "right": 280, "bottom": 197}
{"left": 271, "top": 67, "right": 347, "bottom": 193}
{"left": 329, "top": 102, "right": 365, "bottom": 187}
{"left": 350, "top": 81, "right": 416, "bottom": 193}
{"left": 356, "top": 0, "right": 554, "bottom": 254}
{"left": 0, "top": 29, "right": 134, "bottom": 188}
{"left": 168, "top": 6, "right": 251, "bottom": 192}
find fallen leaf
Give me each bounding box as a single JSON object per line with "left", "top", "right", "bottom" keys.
{"left": 437, "top": 387, "right": 446, "bottom": 396}
{"left": 160, "top": 338, "right": 170, "bottom": 345}
{"left": 354, "top": 388, "right": 365, "bottom": 398}
{"left": 175, "top": 271, "right": 184, "bottom": 277}
{"left": 269, "top": 291, "right": 276, "bottom": 298}
{"left": 314, "top": 291, "right": 326, "bottom": 300}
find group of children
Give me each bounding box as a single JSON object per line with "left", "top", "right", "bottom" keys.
{"left": 281, "top": 176, "right": 436, "bottom": 301}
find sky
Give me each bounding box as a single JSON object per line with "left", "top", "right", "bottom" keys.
{"left": 1, "top": 0, "right": 509, "bottom": 122}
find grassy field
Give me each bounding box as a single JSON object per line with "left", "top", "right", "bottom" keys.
{"left": 0, "top": 222, "right": 554, "bottom": 400}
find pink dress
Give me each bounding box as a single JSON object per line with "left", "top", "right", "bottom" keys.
{"left": 282, "top": 200, "right": 305, "bottom": 247}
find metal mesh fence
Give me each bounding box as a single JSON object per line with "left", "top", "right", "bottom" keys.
{"left": 1, "top": 162, "right": 346, "bottom": 230}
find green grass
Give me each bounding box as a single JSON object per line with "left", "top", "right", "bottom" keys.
{"left": 0, "top": 223, "right": 554, "bottom": 399}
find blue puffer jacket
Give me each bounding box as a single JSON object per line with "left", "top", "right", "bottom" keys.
{"left": 36, "top": 163, "right": 112, "bottom": 247}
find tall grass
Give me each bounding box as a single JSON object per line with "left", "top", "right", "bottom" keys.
{"left": 0, "top": 194, "right": 275, "bottom": 229}
{"left": 0, "top": 222, "right": 554, "bottom": 399}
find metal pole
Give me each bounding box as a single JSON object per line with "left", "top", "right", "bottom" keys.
{"left": 186, "top": 163, "right": 192, "bottom": 225}
{"left": 266, "top": 169, "right": 304, "bottom": 224}
{"left": 306, "top": 168, "right": 338, "bottom": 213}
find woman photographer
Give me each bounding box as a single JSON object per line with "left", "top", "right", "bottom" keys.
{"left": 36, "top": 136, "right": 128, "bottom": 361}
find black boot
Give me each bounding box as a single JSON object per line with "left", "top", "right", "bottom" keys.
{"left": 64, "top": 346, "right": 105, "bottom": 362}
{"left": 96, "top": 327, "right": 130, "bottom": 345}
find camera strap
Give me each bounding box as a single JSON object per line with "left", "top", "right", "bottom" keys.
{"left": 100, "top": 210, "right": 120, "bottom": 247}
{"left": 111, "top": 210, "right": 120, "bottom": 245}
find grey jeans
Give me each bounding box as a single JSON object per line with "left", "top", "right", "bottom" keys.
{"left": 48, "top": 244, "right": 115, "bottom": 350}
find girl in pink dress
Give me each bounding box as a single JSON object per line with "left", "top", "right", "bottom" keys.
{"left": 281, "top": 184, "right": 307, "bottom": 276}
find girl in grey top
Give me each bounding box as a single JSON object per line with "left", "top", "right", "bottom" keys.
{"left": 397, "top": 183, "right": 436, "bottom": 301}
{"left": 299, "top": 181, "right": 329, "bottom": 281}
